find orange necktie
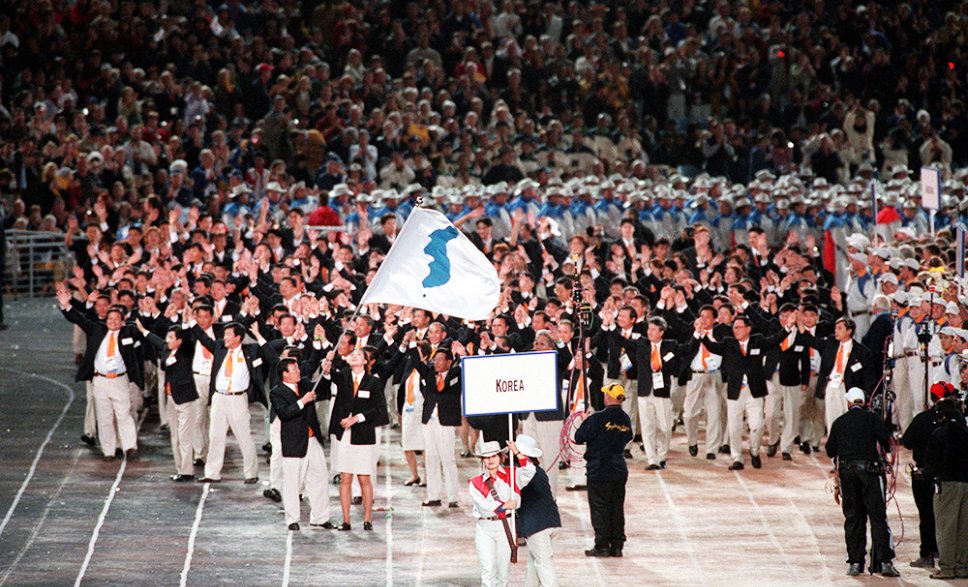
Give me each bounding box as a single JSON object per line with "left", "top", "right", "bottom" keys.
{"left": 107, "top": 332, "right": 117, "bottom": 357}
{"left": 780, "top": 334, "right": 791, "bottom": 351}
{"left": 406, "top": 371, "right": 416, "bottom": 405}
{"left": 571, "top": 376, "right": 585, "bottom": 413}
{"left": 353, "top": 376, "right": 360, "bottom": 397}
{"left": 650, "top": 344, "right": 661, "bottom": 371}
{"left": 224, "top": 349, "right": 234, "bottom": 381}
{"left": 835, "top": 344, "right": 845, "bottom": 374}
{"left": 740, "top": 342, "right": 747, "bottom": 356}
{"left": 436, "top": 374, "right": 444, "bottom": 392}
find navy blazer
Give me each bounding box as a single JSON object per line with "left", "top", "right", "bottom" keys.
{"left": 326, "top": 368, "right": 386, "bottom": 445}
{"left": 518, "top": 465, "right": 561, "bottom": 538}
{"left": 143, "top": 332, "right": 199, "bottom": 405}
{"left": 270, "top": 382, "right": 325, "bottom": 458}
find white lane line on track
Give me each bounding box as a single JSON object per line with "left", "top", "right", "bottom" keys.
{"left": 0, "top": 368, "right": 76, "bottom": 539}
{"left": 0, "top": 448, "right": 82, "bottom": 586}
{"left": 73, "top": 408, "right": 147, "bottom": 587}
{"left": 281, "top": 531, "right": 293, "bottom": 587}
{"left": 383, "top": 428, "right": 393, "bottom": 587}
{"left": 655, "top": 471, "right": 703, "bottom": 576}
{"left": 732, "top": 471, "right": 795, "bottom": 574}
{"left": 179, "top": 483, "right": 211, "bottom": 587}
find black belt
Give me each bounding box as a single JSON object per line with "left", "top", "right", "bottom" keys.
{"left": 217, "top": 391, "right": 246, "bottom": 396}
{"left": 193, "top": 371, "right": 211, "bottom": 376}
{"left": 479, "top": 516, "right": 506, "bottom": 521}
{"left": 851, "top": 311, "right": 870, "bottom": 317}
{"left": 95, "top": 372, "right": 127, "bottom": 379}
{"left": 838, "top": 460, "right": 882, "bottom": 473}
{"left": 691, "top": 369, "right": 719, "bottom": 374}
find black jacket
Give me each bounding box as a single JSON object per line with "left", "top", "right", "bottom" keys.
{"left": 326, "top": 368, "right": 386, "bottom": 445}
{"left": 826, "top": 406, "right": 891, "bottom": 462}
{"left": 700, "top": 329, "right": 790, "bottom": 400}
{"left": 925, "top": 417, "right": 968, "bottom": 483}
{"left": 270, "top": 381, "right": 325, "bottom": 458}
{"left": 631, "top": 338, "right": 688, "bottom": 398}
{"left": 143, "top": 332, "right": 199, "bottom": 405}
{"left": 803, "top": 335, "right": 872, "bottom": 399}
{"left": 518, "top": 465, "right": 561, "bottom": 538}
{"left": 192, "top": 325, "right": 278, "bottom": 406}
{"left": 574, "top": 405, "right": 632, "bottom": 482}
{"left": 419, "top": 363, "right": 462, "bottom": 426}
{"left": 61, "top": 306, "right": 145, "bottom": 389}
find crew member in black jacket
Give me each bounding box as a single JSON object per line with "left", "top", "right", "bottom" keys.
{"left": 137, "top": 321, "right": 198, "bottom": 480}
{"left": 826, "top": 388, "right": 900, "bottom": 577}
{"left": 57, "top": 286, "right": 143, "bottom": 462}
{"left": 575, "top": 383, "right": 633, "bottom": 558}
{"left": 270, "top": 358, "right": 332, "bottom": 531}
{"left": 513, "top": 434, "right": 561, "bottom": 585}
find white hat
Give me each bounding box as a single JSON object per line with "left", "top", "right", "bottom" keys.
{"left": 849, "top": 252, "right": 868, "bottom": 264}
{"left": 475, "top": 439, "right": 507, "bottom": 458}
{"left": 873, "top": 247, "right": 891, "bottom": 259}
{"left": 513, "top": 435, "right": 543, "bottom": 458}
{"left": 940, "top": 325, "right": 960, "bottom": 337}
{"left": 846, "top": 388, "right": 866, "bottom": 404}
{"left": 946, "top": 301, "right": 960, "bottom": 315}
{"left": 330, "top": 183, "right": 352, "bottom": 198}
{"left": 891, "top": 291, "right": 909, "bottom": 305}
{"left": 229, "top": 184, "right": 252, "bottom": 199}
{"left": 903, "top": 258, "right": 920, "bottom": 271}
{"left": 846, "top": 234, "right": 870, "bottom": 250}
{"left": 266, "top": 181, "right": 285, "bottom": 193}
{"left": 880, "top": 272, "right": 899, "bottom": 285}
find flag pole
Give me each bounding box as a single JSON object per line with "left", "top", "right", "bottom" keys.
{"left": 508, "top": 413, "right": 516, "bottom": 553}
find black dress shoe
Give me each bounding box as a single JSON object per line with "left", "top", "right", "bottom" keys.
{"left": 706, "top": 453, "right": 716, "bottom": 460}
{"left": 646, "top": 464, "right": 660, "bottom": 471}
{"left": 363, "top": 521, "right": 373, "bottom": 531}
{"left": 422, "top": 500, "right": 442, "bottom": 507}
{"left": 609, "top": 548, "right": 623, "bottom": 557}
{"left": 585, "top": 548, "right": 610, "bottom": 557}
{"left": 263, "top": 488, "right": 282, "bottom": 502}
{"left": 102, "top": 455, "right": 116, "bottom": 462}
{"left": 244, "top": 477, "right": 259, "bottom": 484}
{"left": 799, "top": 442, "right": 811, "bottom": 454}
{"left": 193, "top": 458, "right": 205, "bottom": 466}
{"left": 448, "top": 501, "right": 459, "bottom": 508}
{"left": 125, "top": 448, "right": 140, "bottom": 461}
{"left": 688, "top": 444, "right": 698, "bottom": 457}
{"left": 311, "top": 521, "right": 336, "bottom": 530}
{"left": 459, "top": 450, "right": 472, "bottom": 458}
{"left": 565, "top": 484, "right": 587, "bottom": 491}
{"left": 558, "top": 461, "right": 569, "bottom": 470}
{"left": 333, "top": 474, "right": 341, "bottom": 485}
{"left": 197, "top": 477, "right": 221, "bottom": 483}
{"left": 766, "top": 442, "right": 779, "bottom": 457}
{"left": 660, "top": 460, "right": 666, "bottom": 469}
{"left": 403, "top": 477, "right": 421, "bottom": 487}
{"left": 719, "top": 444, "right": 730, "bottom": 454}
{"left": 262, "top": 442, "right": 272, "bottom": 453}
{"left": 288, "top": 522, "right": 300, "bottom": 531}
{"left": 623, "top": 449, "right": 632, "bottom": 459}
{"left": 337, "top": 523, "right": 352, "bottom": 531}
{"left": 811, "top": 445, "right": 819, "bottom": 453}
{"left": 782, "top": 452, "right": 792, "bottom": 461}
{"left": 171, "top": 474, "right": 193, "bottom": 482}
{"left": 81, "top": 434, "right": 97, "bottom": 446}
{"left": 879, "top": 562, "right": 900, "bottom": 577}
{"left": 847, "top": 563, "right": 863, "bottom": 576}
{"left": 352, "top": 496, "right": 362, "bottom": 505}
{"left": 751, "top": 455, "right": 762, "bottom": 469}
{"left": 728, "top": 461, "right": 744, "bottom": 471}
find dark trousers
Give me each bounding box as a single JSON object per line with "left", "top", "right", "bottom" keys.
{"left": 587, "top": 478, "right": 626, "bottom": 552}
{"left": 912, "top": 476, "right": 938, "bottom": 558}
{"left": 840, "top": 469, "right": 895, "bottom": 565}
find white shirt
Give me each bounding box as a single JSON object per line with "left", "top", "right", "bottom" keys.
{"left": 214, "top": 347, "right": 250, "bottom": 393}
{"left": 469, "top": 460, "right": 536, "bottom": 520}
{"left": 192, "top": 327, "right": 216, "bottom": 375}
{"left": 94, "top": 330, "right": 126, "bottom": 375}
{"left": 690, "top": 329, "right": 722, "bottom": 371}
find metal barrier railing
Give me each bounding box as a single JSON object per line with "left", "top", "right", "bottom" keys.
{"left": 3, "top": 230, "right": 73, "bottom": 298}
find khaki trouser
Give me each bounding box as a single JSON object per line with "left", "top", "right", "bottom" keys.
{"left": 935, "top": 481, "right": 968, "bottom": 576}
{"left": 92, "top": 374, "right": 138, "bottom": 457}
{"left": 727, "top": 388, "right": 764, "bottom": 462}
{"left": 683, "top": 372, "right": 725, "bottom": 454}
{"left": 204, "top": 393, "right": 258, "bottom": 480}
{"left": 167, "top": 396, "right": 196, "bottom": 475}
{"left": 282, "top": 439, "right": 330, "bottom": 526}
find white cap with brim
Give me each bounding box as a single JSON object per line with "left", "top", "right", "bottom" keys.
{"left": 475, "top": 440, "right": 508, "bottom": 458}
{"left": 846, "top": 388, "right": 866, "bottom": 404}
{"left": 514, "top": 435, "right": 543, "bottom": 458}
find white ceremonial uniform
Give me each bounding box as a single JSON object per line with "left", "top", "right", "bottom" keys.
{"left": 92, "top": 330, "right": 139, "bottom": 457}
{"left": 191, "top": 326, "right": 216, "bottom": 461}
{"left": 684, "top": 326, "right": 725, "bottom": 455}
{"left": 204, "top": 347, "right": 259, "bottom": 480}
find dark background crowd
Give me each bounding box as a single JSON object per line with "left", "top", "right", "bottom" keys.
{"left": 1, "top": 0, "right": 967, "bottom": 234}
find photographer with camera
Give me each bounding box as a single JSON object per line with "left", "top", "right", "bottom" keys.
{"left": 923, "top": 379, "right": 968, "bottom": 580}
{"left": 900, "top": 381, "right": 955, "bottom": 569}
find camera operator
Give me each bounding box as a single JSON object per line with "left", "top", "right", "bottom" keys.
{"left": 923, "top": 379, "right": 968, "bottom": 580}
{"left": 900, "top": 381, "right": 955, "bottom": 569}
{"left": 826, "top": 388, "right": 900, "bottom": 577}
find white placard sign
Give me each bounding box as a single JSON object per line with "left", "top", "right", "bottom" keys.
{"left": 921, "top": 166, "right": 941, "bottom": 211}
{"left": 461, "top": 351, "right": 559, "bottom": 416}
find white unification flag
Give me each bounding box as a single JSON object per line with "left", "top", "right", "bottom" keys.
{"left": 359, "top": 207, "right": 500, "bottom": 320}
